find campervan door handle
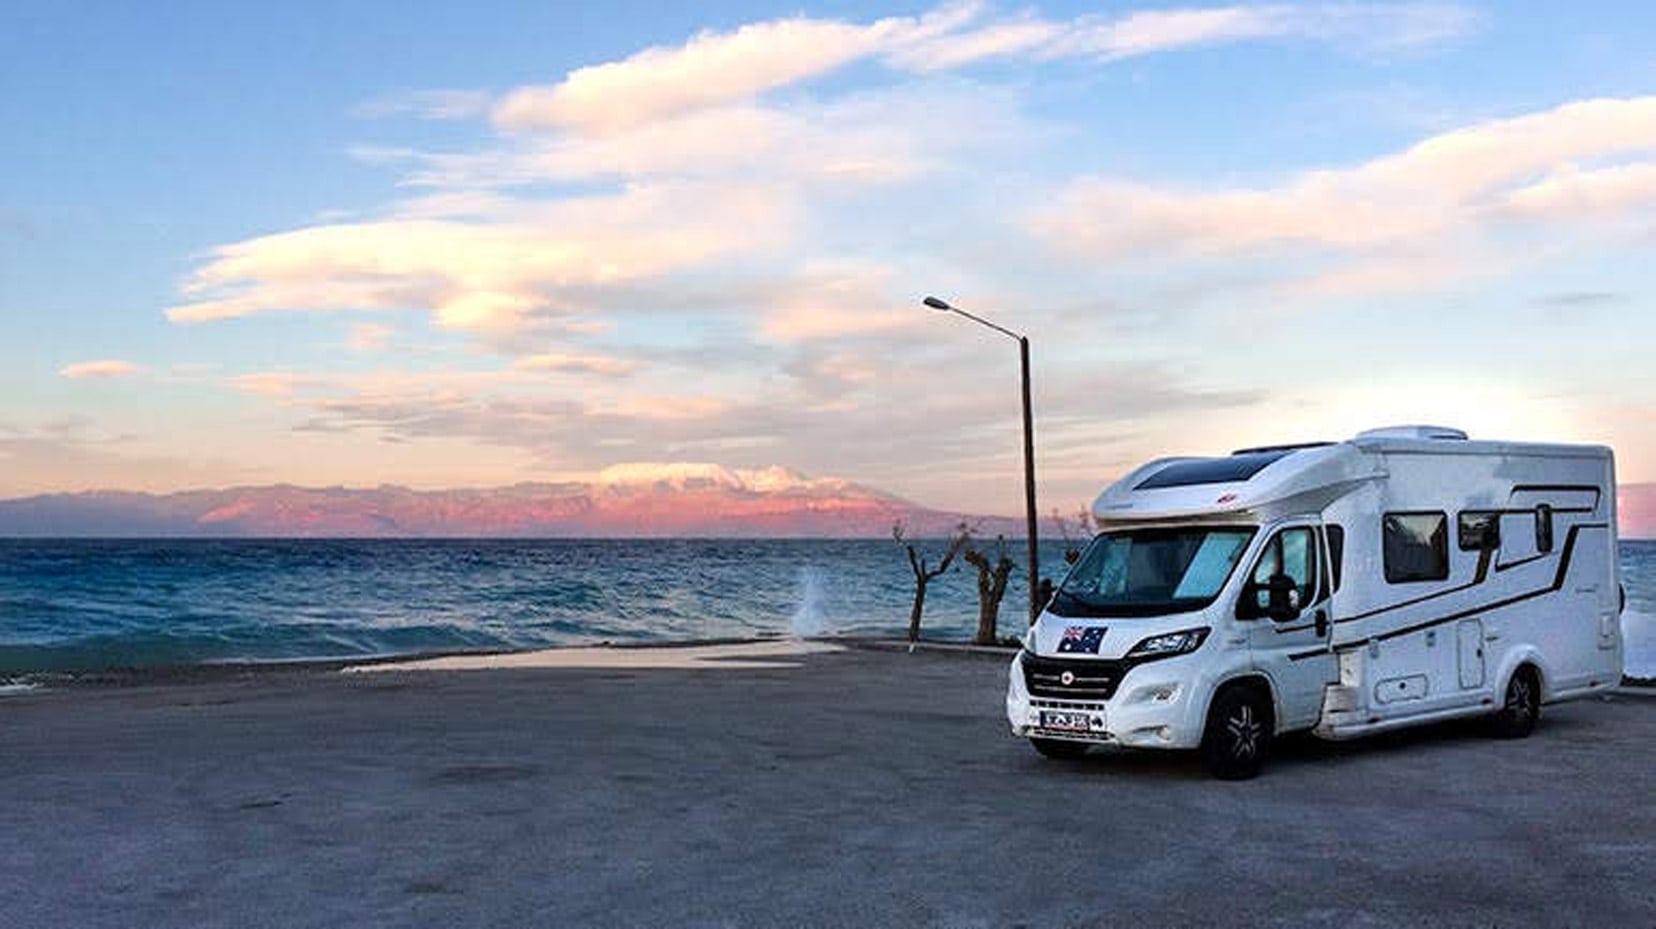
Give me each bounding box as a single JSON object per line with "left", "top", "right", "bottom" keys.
{"left": 1314, "top": 610, "right": 1329, "bottom": 638}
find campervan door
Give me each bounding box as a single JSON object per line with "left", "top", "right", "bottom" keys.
{"left": 1237, "top": 517, "right": 1336, "bottom": 731}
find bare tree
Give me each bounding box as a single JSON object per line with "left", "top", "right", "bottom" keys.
{"left": 964, "top": 535, "right": 1016, "bottom": 646}
{"left": 893, "top": 520, "right": 972, "bottom": 652}
{"left": 1052, "top": 505, "right": 1099, "bottom": 564}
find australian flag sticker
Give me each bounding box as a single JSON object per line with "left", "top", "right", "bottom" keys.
{"left": 1057, "top": 625, "right": 1106, "bottom": 654}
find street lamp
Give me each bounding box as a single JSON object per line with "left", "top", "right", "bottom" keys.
{"left": 922, "top": 295, "right": 1042, "bottom": 626}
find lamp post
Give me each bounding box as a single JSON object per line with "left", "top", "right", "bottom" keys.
{"left": 922, "top": 295, "right": 1041, "bottom": 625}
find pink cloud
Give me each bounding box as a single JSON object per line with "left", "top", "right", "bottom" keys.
{"left": 59, "top": 360, "right": 145, "bottom": 379}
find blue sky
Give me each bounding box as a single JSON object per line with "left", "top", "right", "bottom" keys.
{"left": 2, "top": 1, "right": 1654, "bottom": 515}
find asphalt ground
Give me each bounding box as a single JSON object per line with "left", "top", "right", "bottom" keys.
{"left": 1, "top": 644, "right": 1651, "bottom": 928}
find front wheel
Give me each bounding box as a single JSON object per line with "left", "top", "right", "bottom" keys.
{"left": 1029, "top": 737, "right": 1090, "bottom": 760}
{"left": 1491, "top": 666, "right": 1540, "bottom": 739}
{"left": 1200, "top": 686, "right": 1272, "bottom": 780}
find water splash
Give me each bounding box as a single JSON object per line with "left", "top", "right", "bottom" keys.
{"left": 1622, "top": 609, "right": 1654, "bottom": 678}
{"left": 790, "top": 566, "right": 829, "bottom": 638}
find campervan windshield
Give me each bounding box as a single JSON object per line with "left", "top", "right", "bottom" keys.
{"left": 1050, "top": 526, "right": 1255, "bottom": 618}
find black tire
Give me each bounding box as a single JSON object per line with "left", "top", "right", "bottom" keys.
{"left": 1200, "top": 685, "right": 1272, "bottom": 780}
{"left": 1491, "top": 666, "right": 1540, "bottom": 739}
{"left": 1029, "top": 737, "right": 1090, "bottom": 760}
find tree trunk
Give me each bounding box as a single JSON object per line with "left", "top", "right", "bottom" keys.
{"left": 975, "top": 596, "right": 998, "bottom": 646}
{"left": 966, "top": 548, "right": 1015, "bottom": 646}
{"left": 895, "top": 522, "right": 970, "bottom": 653}
{"left": 907, "top": 577, "right": 929, "bottom": 644}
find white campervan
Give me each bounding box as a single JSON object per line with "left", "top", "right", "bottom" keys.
{"left": 1007, "top": 426, "right": 1623, "bottom": 779}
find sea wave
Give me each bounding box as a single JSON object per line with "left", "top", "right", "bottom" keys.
{"left": 1623, "top": 609, "right": 1655, "bottom": 679}
{"left": 1, "top": 538, "right": 1652, "bottom": 673}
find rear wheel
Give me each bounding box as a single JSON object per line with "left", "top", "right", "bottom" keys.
{"left": 1029, "top": 737, "right": 1090, "bottom": 760}
{"left": 1491, "top": 666, "right": 1540, "bottom": 739}
{"left": 1200, "top": 685, "right": 1272, "bottom": 780}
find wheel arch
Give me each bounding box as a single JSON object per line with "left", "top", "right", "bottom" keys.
{"left": 1494, "top": 647, "right": 1549, "bottom": 704}
{"left": 1207, "top": 673, "right": 1279, "bottom": 733}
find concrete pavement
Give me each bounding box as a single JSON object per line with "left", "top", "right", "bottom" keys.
{"left": 1, "top": 645, "right": 1651, "bottom": 928}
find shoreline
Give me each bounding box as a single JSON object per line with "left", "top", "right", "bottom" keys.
{"left": 0, "top": 634, "right": 1021, "bottom": 691}
{"left": 2, "top": 631, "right": 1647, "bottom": 690}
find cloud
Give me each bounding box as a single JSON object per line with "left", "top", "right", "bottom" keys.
{"left": 1031, "top": 96, "right": 1656, "bottom": 305}
{"left": 491, "top": 4, "right": 976, "bottom": 132}
{"left": 355, "top": 89, "right": 493, "bottom": 120}
{"left": 888, "top": 15, "right": 1061, "bottom": 71}
{"left": 230, "top": 373, "right": 315, "bottom": 397}
{"left": 167, "top": 183, "right": 793, "bottom": 332}
{"left": 169, "top": 3, "right": 1483, "bottom": 343}
{"left": 1534, "top": 291, "right": 1625, "bottom": 309}
{"left": 0, "top": 421, "right": 253, "bottom": 496}
{"left": 757, "top": 260, "right": 924, "bottom": 343}
{"left": 492, "top": 3, "right": 1473, "bottom": 132}
{"left": 60, "top": 359, "right": 146, "bottom": 379}
{"left": 347, "top": 323, "right": 394, "bottom": 352}
{"left": 1503, "top": 161, "right": 1656, "bottom": 220}
{"left": 396, "top": 97, "right": 942, "bottom": 189}
{"left": 161, "top": 1, "right": 1656, "bottom": 514}
{"left": 1036, "top": 96, "right": 1656, "bottom": 259}
{"left": 1062, "top": 3, "right": 1474, "bottom": 60}
{"left": 889, "top": 3, "right": 1475, "bottom": 70}
{"left": 513, "top": 352, "right": 640, "bottom": 377}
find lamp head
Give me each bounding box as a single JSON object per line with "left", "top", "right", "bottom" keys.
{"left": 922, "top": 296, "right": 952, "bottom": 311}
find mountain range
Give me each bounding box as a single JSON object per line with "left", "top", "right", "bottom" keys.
{"left": 0, "top": 463, "right": 1024, "bottom": 538}
{"left": 0, "top": 465, "right": 1649, "bottom": 539}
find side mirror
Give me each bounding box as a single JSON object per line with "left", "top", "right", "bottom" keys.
{"left": 1265, "top": 574, "right": 1301, "bottom": 622}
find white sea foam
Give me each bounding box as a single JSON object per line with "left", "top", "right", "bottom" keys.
{"left": 345, "top": 639, "right": 844, "bottom": 673}
{"left": 789, "top": 566, "right": 829, "bottom": 638}
{"left": 1622, "top": 609, "right": 1655, "bottom": 679}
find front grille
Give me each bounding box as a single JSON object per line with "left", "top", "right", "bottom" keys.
{"left": 1029, "top": 699, "right": 1106, "bottom": 711}
{"left": 1021, "top": 653, "right": 1128, "bottom": 700}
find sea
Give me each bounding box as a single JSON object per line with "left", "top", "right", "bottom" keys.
{"left": 1, "top": 538, "right": 1652, "bottom": 677}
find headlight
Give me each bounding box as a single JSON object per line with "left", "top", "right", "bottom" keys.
{"left": 1125, "top": 627, "right": 1210, "bottom": 659}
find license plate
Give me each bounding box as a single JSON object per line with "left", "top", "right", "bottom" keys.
{"left": 1039, "top": 710, "right": 1097, "bottom": 733}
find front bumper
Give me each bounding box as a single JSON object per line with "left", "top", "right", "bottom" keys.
{"left": 1006, "top": 651, "right": 1204, "bottom": 749}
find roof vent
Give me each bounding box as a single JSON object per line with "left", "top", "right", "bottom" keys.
{"left": 1231, "top": 441, "right": 1334, "bottom": 456}
{"left": 1355, "top": 425, "right": 1468, "bottom": 441}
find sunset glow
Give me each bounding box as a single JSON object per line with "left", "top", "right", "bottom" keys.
{"left": 4, "top": 2, "right": 1653, "bottom": 526}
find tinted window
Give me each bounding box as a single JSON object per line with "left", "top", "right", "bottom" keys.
{"left": 1536, "top": 504, "right": 1554, "bottom": 553}
{"left": 1135, "top": 450, "right": 1294, "bottom": 489}
{"left": 1458, "top": 512, "right": 1501, "bottom": 551}
{"left": 1247, "top": 527, "right": 1318, "bottom": 614}
{"left": 1384, "top": 512, "right": 1449, "bottom": 583}
{"left": 1325, "top": 524, "right": 1345, "bottom": 592}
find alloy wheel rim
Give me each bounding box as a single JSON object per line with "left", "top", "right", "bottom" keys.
{"left": 1225, "top": 704, "right": 1261, "bottom": 759}
{"left": 1509, "top": 676, "right": 1534, "bottom": 718}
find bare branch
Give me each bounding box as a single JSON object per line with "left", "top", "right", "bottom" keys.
{"left": 930, "top": 522, "right": 972, "bottom": 579}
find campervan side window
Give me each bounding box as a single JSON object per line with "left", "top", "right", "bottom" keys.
{"left": 1244, "top": 527, "right": 1319, "bottom": 617}
{"left": 1536, "top": 504, "right": 1554, "bottom": 553}
{"left": 1457, "top": 512, "right": 1501, "bottom": 552}
{"left": 1383, "top": 512, "right": 1449, "bottom": 584}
